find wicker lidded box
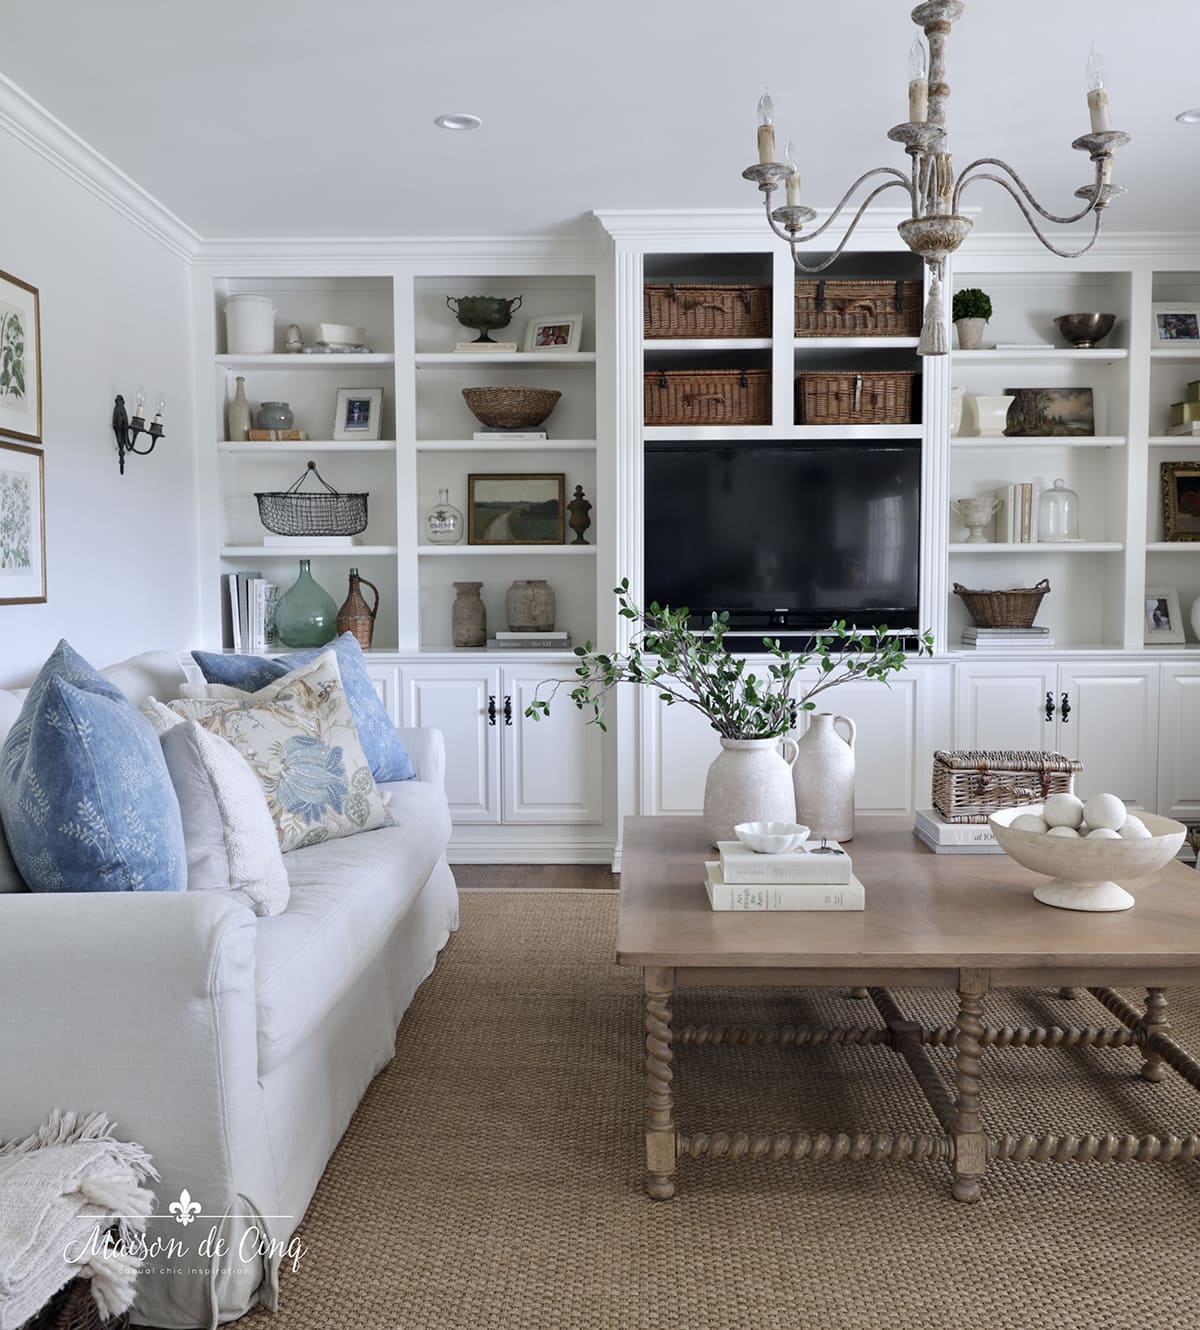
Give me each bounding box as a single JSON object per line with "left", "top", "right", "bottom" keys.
{"left": 644, "top": 369, "right": 771, "bottom": 427}
{"left": 796, "top": 369, "right": 915, "bottom": 425}
{"left": 644, "top": 284, "right": 771, "bottom": 339}
{"left": 932, "top": 750, "right": 1082, "bottom": 824}
{"left": 794, "top": 278, "right": 922, "bottom": 338}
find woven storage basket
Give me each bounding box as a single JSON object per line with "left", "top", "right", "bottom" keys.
{"left": 932, "top": 750, "right": 1082, "bottom": 824}
{"left": 954, "top": 578, "right": 1050, "bottom": 629}
{"left": 796, "top": 370, "right": 915, "bottom": 425}
{"left": 23, "top": 1276, "right": 130, "bottom": 1330}
{"left": 795, "top": 278, "right": 923, "bottom": 337}
{"left": 461, "top": 385, "right": 560, "bottom": 429}
{"left": 255, "top": 461, "right": 368, "bottom": 537}
{"left": 644, "top": 284, "right": 772, "bottom": 339}
{"left": 644, "top": 369, "right": 771, "bottom": 427}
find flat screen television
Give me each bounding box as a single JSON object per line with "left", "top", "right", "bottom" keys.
{"left": 644, "top": 441, "right": 921, "bottom": 636}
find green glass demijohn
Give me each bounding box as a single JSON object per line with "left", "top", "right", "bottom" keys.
{"left": 274, "top": 559, "right": 338, "bottom": 647}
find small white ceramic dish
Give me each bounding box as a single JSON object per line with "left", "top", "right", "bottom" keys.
{"left": 989, "top": 804, "right": 1186, "bottom": 912}
{"left": 318, "top": 322, "right": 368, "bottom": 348}
{"left": 733, "top": 821, "right": 811, "bottom": 854}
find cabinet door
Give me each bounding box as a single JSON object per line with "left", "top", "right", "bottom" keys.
{"left": 501, "top": 666, "right": 604, "bottom": 824}
{"left": 1058, "top": 663, "right": 1159, "bottom": 810}
{"left": 362, "top": 662, "right": 401, "bottom": 725}
{"left": 641, "top": 691, "right": 722, "bottom": 816}
{"left": 1158, "top": 665, "right": 1200, "bottom": 820}
{"left": 954, "top": 663, "right": 1056, "bottom": 751}
{"left": 401, "top": 666, "right": 500, "bottom": 824}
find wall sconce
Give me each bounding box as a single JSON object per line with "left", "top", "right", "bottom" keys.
{"left": 112, "top": 387, "right": 165, "bottom": 474}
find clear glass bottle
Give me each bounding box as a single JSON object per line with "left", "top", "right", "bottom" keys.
{"left": 425, "top": 488, "right": 464, "bottom": 544}
{"left": 1037, "top": 478, "right": 1081, "bottom": 542}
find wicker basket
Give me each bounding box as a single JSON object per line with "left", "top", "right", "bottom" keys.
{"left": 461, "top": 386, "right": 561, "bottom": 429}
{"left": 644, "top": 369, "right": 771, "bottom": 427}
{"left": 644, "top": 284, "right": 771, "bottom": 339}
{"left": 795, "top": 279, "right": 923, "bottom": 337}
{"left": 954, "top": 579, "right": 1050, "bottom": 629}
{"left": 255, "top": 461, "right": 368, "bottom": 537}
{"left": 932, "top": 750, "right": 1082, "bottom": 824}
{"left": 796, "top": 370, "right": 915, "bottom": 425}
{"left": 23, "top": 1277, "right": 130, "bottom": 1330}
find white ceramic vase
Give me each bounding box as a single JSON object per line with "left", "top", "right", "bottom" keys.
{"left": 963, "top": 394, "right": 1015, "bottom": 438}
{"left": 792, "top": 713, "right": 857, "bottom": 842}
{"left": 703, "top": 737, "right": 800, "bottom": 847}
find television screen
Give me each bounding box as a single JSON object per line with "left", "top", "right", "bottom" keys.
{"left": 644, "top": 442, "right": 922, "bottom": 631}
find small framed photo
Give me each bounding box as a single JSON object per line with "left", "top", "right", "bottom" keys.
{"left": 1152, "top": 304, "right": 1200, "bottom": 343}
{"left": 0, "top": 269, "right": 41, "bottom": 444}
{"left": 333, "top": 387, "right": 383, "bottom": 441}
{"left": 1161, "top": 460, "right": 1200, "bottom": 541}
{"left": 468, "top": 473, "right": 565, "bottom": 544}
{"left": 0, "top": 439, "right": 46, "bottom": 604}
{"left": 1144, "top": 588, "right": 1185, "bottom": 644}
{"left": 523, "top": 313, "right": 583, "bottom": 353}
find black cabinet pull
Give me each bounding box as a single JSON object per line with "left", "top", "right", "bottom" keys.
{"left": 487, "top": 695, "right": 497, "bottom": 726}
{"left": 1045, "top": 691, "right": 1056, "bottom": 721}
{"left": 503, "top": 695, "right": 513, "bottom": 726}
{"left": 1060, "top": 692, "right": 1071, "bottom": 724}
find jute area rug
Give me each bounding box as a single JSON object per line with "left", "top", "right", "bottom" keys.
{"left": 243, "top": 890, "right": 1200, "bottom": 1330}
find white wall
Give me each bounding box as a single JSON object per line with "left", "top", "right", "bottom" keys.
{"left": 0, "top": 129, "right": 198, "bottom": 686}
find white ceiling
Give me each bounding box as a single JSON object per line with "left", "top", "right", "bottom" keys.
{"left": 4, "top": 0, "right": 1199, "bottom": 240}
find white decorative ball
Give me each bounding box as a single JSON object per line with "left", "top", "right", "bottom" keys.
{"left": 1083, "top": 792, "right": 1126, "bottom": 832}
{"left": 1046, "top": 825, "right": 1081, "bottom": 839}
{"left": 1043, "top": 793, "right": 1085, "bottom": 829}
{"left": 1011, "top": 813, "right": 1049, "bottom": 834}
{"left": 1086, "top": 827, "right": 1122, "bottom": 840}
{"left": 1118, "top": 817, "right": 1152, "bottom": 840}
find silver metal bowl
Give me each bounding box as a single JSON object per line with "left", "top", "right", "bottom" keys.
{"left": 1053, "top": 312, "right": 1116, "bottom": 348}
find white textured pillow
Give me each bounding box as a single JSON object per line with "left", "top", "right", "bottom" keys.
{"left": 168, "top": 652, "right": 393, "bottom": 853}
{"left": 141, "top": 696, "right": 184, "bottom": 736}
{"left": 158, "top": 722, "right": 290, "bottom": 917}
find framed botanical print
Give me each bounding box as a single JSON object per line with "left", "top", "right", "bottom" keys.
{"left": 0, "top": 440, "right": 46, "bottom": 603}
{"left": 0, "top": 270, "right": 41, "bottom": 444}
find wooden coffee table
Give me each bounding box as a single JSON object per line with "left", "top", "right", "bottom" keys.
{"left": 617, "top": 815, "right": 1200, "bottom": 1202}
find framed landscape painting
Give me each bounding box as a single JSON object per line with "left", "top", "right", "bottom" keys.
{"left": 0, "top": 270, "right": 41, "bottom": 444}
{"left": 467, "top": 473, "right": 565, "bottom": 544}
{"left": 0, "top": 440, "right": 46, "bottom": 603}
{"left": 1161, "top": 460, "right": 1200, "bottom": 541}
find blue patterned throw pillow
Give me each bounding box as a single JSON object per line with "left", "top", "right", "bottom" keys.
{"left": 0, "top": 641, "right": 186, "bottom": 893}
{"left": 191, "top": 633, "right": 416, "bottom": 782}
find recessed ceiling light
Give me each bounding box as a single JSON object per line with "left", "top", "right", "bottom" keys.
{"left": 1176, "top": 108, "right": 1200, "bottom": 124}
{"left": 435, "top": 113, "right": 482, "bottom": 131}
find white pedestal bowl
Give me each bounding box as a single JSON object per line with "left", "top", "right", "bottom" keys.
{"left": 989, "top": 806, "right": 1186, "bottom": 912}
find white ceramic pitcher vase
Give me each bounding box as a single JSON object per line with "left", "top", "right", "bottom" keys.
{"left": 702, "top": 737, "right": 800, "bottom": 847}
{"left": 792, "top": 713, "right": 857, "bottom": 842}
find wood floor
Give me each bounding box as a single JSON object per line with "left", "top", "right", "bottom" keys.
{"left": 452, "top": 863, "right": 617, "bottom": 890}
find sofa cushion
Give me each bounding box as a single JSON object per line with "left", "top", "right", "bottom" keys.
{"left": 253, "top": 778, "right": 452, "bottom": 1073}
{"left": 0, "top": 641, "right": 186, "bottom": 893}
{"left": 191, "top": 633, "right": 416, "bottom": 784}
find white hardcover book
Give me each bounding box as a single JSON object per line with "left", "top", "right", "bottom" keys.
{"left": 226, "top": 574, "right": 242, "bottom": 652}
{"left": 913, "top": 808, "right": 999, "bottom": 846}
{"left": 705, "top": 862, "right": 864, "bottom": 911}
{"left": 262, "top": 535, "right": 359, "bottom": 547}
{"left": 249, "top": 580, "right": 278, "bottom": 654}
{"left": 471, "top": 431, "right": 549, "bottom": 441}
{"left": 1166, "top": 421, "right": 1200, "bottom": 436}
{"left": 716, "top": 840, "right": 852, "bottom": 885}
{"left": 495, "top": 629, "right": 571, "bottom": 640}
{"left": 236, "top": 571, "right": 261, "bottom": 652}
{"left": 913, "top": 826, "right": 1006, "bottom": 855}
{"left": 456, "top": 342, "right": 518, "bottom": 352}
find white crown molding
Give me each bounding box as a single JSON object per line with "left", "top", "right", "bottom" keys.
{"left": 192, "top": 230, "right": 605, "bottom": 269}
{"left": 0, "top": 74, "right": 200, "bottom": 262}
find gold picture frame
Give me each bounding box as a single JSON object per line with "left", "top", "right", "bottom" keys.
{"left": 0, "top": 269, "right": 41, "bottom": 445}
{"left": 0, "top": 439, "right": 46, "bottom": 604}
{"left": 1161, "top": 460, "right": 1200, "bottom": 542}
{"left": 467, "top": 473, "right": 565, "bottom": 544}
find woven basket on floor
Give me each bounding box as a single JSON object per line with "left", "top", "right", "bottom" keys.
{"left": 954, "top": 578, "right": 1050, "bottom": 629}
{"left": 932, "top": 750, "right": 1082, "bottom": 824}
{"left": 794, "top": 279, "right": 922, "bottom": 337}
{"left": 643, "top": 369, "right": 771, "bottom": 426}
{"left": 796, "top": 370, "right": 915, "bottom": 425}
{"left": 22, "top": 1277, "right": 130, "bottom": 1330}
{"left": 643, "top": 284, "right": 771, "bottom": 339}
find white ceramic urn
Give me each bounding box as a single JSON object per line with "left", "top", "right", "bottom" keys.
{"left": 792, "top": 713, "right": 857, "bottom": 842}
{"left": 703, "top": 737, "right": 800, "bottom": 847}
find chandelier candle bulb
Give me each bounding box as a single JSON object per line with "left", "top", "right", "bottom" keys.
{"left": 756, "top": 90, "right": 776, "bottom": 163}
{"left": 907, "top": 37, "right": 929, "bottom": 123}
{"left": 1087, "top": 44, "right": 1110, "bottom": 132}
{"left": 784, "top": 140, "right": 801, "bottom": 207}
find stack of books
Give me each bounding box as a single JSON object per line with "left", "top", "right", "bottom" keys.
{"left": 456, "top": 342, "right": 517, "bottom": 353}
{"left": 225, "top": 572, "right": 278, "bottom": 654}
{"left": 472, "top": 428, "right": 549, "bottom": 441}
{"left": 487, "top": 630, "right": 572, "bottom": 650}
{"left": 705, "top": 839, "right": 864, "bottom": 911}
{"left": 961, "top": 625, "right": 1054, "bottom": 649}
{"left": 913, "top": 807, "right": 1005, "bottom": 854}
{"left": 994, "top": 482, "right": 1036, "bottom": 543}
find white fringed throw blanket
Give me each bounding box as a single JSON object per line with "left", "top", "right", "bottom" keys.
{"left": 0, "top": 1111, "right": 157, "bottom": 1330}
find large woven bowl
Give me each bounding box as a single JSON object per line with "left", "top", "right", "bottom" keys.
{"left": 462, "top": 386, "right": 561, "bottom": 429}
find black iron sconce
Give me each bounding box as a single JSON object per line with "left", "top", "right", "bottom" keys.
{"left": 112, "top": 389, "right": 165, "bottom": 474}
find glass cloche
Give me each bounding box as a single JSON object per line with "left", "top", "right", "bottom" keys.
{"left": 425, "top": 488, "right": 464, "bottom": 545}
{"left": 1037, "top": 478, "right": 1081, "bottom": 543}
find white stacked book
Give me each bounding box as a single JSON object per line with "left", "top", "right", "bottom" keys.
{"left": 961, "top": 626, "right": 1055, "bottom": 649}
{"left": 226, "top": 572, "right": 278, "bottom": 654}
{"left": 262, "top": 534, "right": 360, "bottom": 547}
{"left": 488, "top": 630, "right": 572, "bottom": 650}
{"left": 705, "top": 840, "right": 864, "bottom": 911}
{"left": 913, "top": 807, "right": 1005, "bottom": 854}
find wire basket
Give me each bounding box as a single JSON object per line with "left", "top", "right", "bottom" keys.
{"left": 953, "top": 578, "right": 1050, "bottom": 629}
{"left": 255, "top": 461, "right": 368, "bottom": 537}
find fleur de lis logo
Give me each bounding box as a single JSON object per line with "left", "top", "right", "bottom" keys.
{"left": 168, "top": 1189, "right": 201, "bottom": 1226}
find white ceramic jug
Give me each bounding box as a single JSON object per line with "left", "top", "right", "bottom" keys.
{"left": 792, "top": 713, "right": 856, "bottom": 842}
{"left": 703, "top": 737, "right": 800, "bottom": 847}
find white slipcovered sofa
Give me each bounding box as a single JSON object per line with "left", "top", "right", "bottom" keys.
{"left": 0, "top": 652, "right": 459, "bottom": 1328}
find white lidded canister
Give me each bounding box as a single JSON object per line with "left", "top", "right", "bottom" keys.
{"left": 224, "top": 294, "right": 277, "bottom": 354}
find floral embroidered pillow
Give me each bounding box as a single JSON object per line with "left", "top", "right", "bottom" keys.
{"left": 168, "top": 652, "right": 392, "bottom": 852}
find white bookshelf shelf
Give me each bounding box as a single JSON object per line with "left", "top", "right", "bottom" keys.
{"left": 949, "top": 542, "right": 1124, "bottom": 554}
{"left": 218, "top": 440, "right": 397, "bottom": 453}
{"left": 951, "top": 435, "right": 1125, "bottom": 449}
{"left": 414, "top": 352, "right": 596, "bottom": 367}
{"left": 415, "top": 438, "right": 596, "bottom": 453}
{"left": 951, "top": 348, "right": 1128, "bottom": 364}
{"left": 645, "top": 338, "right": 772, "bottom": 352}
{"left": 1150, "top": 348, "right": 1200, "bottom": 360}
{"left": 1146, "top": 542, "right": 1200, "bottom": 553}
{"left": 220, "top": 545, "right": 398, "bottom": 557}
{"left": 1149, "top": 436, "right": 1200, "bottom": 447}
{"left": 215, "top": 353, "right": 395, "bottom": 369}
{"left": 793, "top": 337, "right": 919, "bottom": 351}
{"left": 417, "top": 544, "right": 597, "bottom": 556}
{"left": 643, "top": 424, "right": 923, "bottom": 442}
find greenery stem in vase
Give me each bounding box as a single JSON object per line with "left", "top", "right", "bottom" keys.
{"left": 525, "top": 580, "right": 934, "bottom": 734}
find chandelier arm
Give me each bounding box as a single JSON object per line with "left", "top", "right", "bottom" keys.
{"left": 954, "top": 171, "right": 1104, "bottom": 259}
{"left": 952, "top": 157, "right": 1099, "bottom": 225}
{"left": 782, "top": 168, "right": 915, "bottom": 246}
{"left": 785, "top": 179, "right": 919, "bottom": 274}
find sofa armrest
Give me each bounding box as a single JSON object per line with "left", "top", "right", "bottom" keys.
{"left": 399, "top": 726, "right": 445, "bottom": 792}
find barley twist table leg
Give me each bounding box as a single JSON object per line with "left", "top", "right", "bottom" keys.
{"left": 1139, "top": 988, "right": 1170, "bottom": 1084}
{"left": 952, "top": 968, "right": 990, "bottom": 1203}
{"left": 848, "top": 987, "right": 870, "bottom": 1000}
{"left": 644, "top": 966, "right": 676, "bottom": 1200}
{"left": 1058, "top": 987, "right": 1082, "bottom": 1000}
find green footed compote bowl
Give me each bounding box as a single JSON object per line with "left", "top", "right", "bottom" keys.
{"left": 446, "top": 294, "right": 524, "bottom": 343}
